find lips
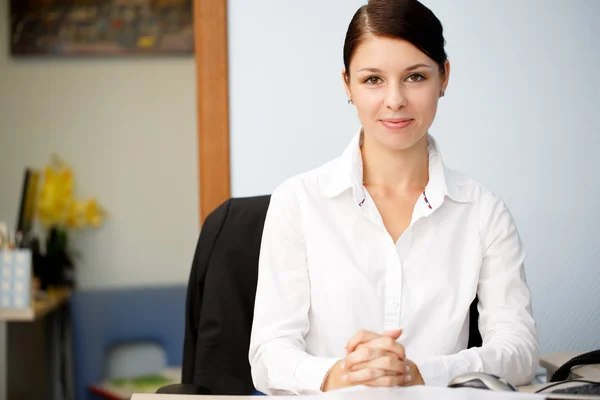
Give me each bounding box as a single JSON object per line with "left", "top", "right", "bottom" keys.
{"left": 380, "top": 118, "right": 414, "bottom": 130}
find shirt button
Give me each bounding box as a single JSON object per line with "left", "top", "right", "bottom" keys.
{"left": 392, "top": 301, "right": 399, "bottom": 309}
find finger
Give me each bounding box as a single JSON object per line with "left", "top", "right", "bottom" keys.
{"left": 350, "top": 356, "right": 408, "bottom": 375}
{"left": 347, "top": 336, "right": 405, "bottom": 365}
{"left": 345, "top": 330, "right": 381, "bottom": 354}
{"left": 364, "top": 374, "right": 411, "bottom": 387}
{"left": 344, "top": 347, "right": 390, "bottom": 368}
{"left": 342, "top": 367, "right": 394, "bottom": 385}
{"left": 381, "top": 329, "right": 403, "bottom": 339}
{"left": 345, "top": 329, "right": 402, "bottom": 354}
{"left": 361, "top": 335, "right": 406, "bottom": 360}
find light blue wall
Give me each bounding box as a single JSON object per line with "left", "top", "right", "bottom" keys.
{"left": 228, "top": 0, "right": 600, "bottom": 355}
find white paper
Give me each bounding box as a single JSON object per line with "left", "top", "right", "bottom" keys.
{"left": 317, "top": 386, "right": 545, "bottom": 400}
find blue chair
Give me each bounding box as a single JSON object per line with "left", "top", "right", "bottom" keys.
{"left": 70, "top": 285, "right": 186, "bottom": 400}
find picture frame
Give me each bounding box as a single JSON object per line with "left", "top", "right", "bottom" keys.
{"left": 10, "top": 0, "right": 194, "bottom": 56}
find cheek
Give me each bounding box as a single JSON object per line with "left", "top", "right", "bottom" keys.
{"left": 410, "top": 89, "right": 440, "bottom": 120}
{"left": 354, "top": 90, "right": 382, "bottom": 116}
{"left": 354, "top": 99, "right": 380, "bottom": 122}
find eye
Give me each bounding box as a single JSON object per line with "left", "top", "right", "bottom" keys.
{"left": 406, "top": 73, "right": 426, "bottom": 83}
{"left": 363, "top": 76, "right": 383, "bottom": 85}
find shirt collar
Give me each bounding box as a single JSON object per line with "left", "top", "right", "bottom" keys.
{"left": 321, "top": 127, "right": 472, "bottom": 206}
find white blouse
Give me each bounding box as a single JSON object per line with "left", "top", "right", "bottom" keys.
{"left": 249, "top": 128, "right": 539, "bottom": 395}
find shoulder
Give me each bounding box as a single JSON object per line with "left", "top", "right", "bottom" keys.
{"left": 264, "top": 159, "right": 339, "bottom": 236}
{"left": 447, "top": 169, "right": 520, "bottom": 247}
{"left": 446, "top": 168, "right": 510, "bottom": 211}
{"left": 270, "top": 157, "right": 340, "bottom": 204}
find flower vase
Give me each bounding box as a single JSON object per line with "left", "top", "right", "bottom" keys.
{"left": 42, "top": 226, "right": 75, "bottom": 289}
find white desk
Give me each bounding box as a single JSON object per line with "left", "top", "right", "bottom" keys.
{"left": 131, "top": 352, "right": 600, "bottom": 399}
{"left": 132, "top": 386, "right": 543, "bottom": 400}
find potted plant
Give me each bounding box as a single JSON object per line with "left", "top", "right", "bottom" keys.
{"left": 36, "top": 154, "right": 106, "bottom": 289}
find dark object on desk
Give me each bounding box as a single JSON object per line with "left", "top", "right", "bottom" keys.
{"left": 16, "top": 168, "right": 39, "bottom": 246}
{"left": 535, "top": 380, "right": 600, "bottom": 400}
{"left": 448, "top": 372, "right": 517, "bottom": 392}
{"left": 551, "top": 350, "right": 600, "bottom": 382}
{"left": 164, "top": 195, "right": 483, "bottom": 395}
{"left": 156, "top": 384, "right": 211, "bottom": 395}
{"left": 547, "top": 383, "right": 600, "bottom": 400}
{"left": 41, "top": 226, "right": 75, "bottom": 289}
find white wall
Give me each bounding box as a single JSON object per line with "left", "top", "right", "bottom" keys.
{"left": 229, "top": 0, "right": 600, "bottom": 357}
{"left": 0, "top": 0, "right": 199, "bottom": 396}
{"left": 0, "top": 3, "right": 199, "bottom": 289}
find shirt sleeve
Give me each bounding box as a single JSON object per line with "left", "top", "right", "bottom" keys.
{"left": 415, "top": 191, "right": 539, "bottom": 387}
{"left": 248, "top": 179, "right": 341, "bottom": 395}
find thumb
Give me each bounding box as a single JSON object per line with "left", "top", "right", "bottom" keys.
{"left": 381, "top": 328, "right": 403, "bottom": 339}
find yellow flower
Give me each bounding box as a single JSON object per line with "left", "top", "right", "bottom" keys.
{"left": 37, "top": 155, "right": 106, "bottom": 230}
{"left": 84, "top": 199, "right": 105, "bottom": 228}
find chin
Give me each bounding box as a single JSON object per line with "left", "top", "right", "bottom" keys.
{"left": 375, "top": 126, "right": 426, "bottom": 151}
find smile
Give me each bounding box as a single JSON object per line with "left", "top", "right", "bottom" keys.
{"left": 379, "top": 119, "right": 414, "bottom": 130}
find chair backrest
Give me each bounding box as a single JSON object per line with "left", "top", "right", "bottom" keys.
{"left": 71, "top": 285, "right": 186, "bottom": 400}
{"left": 182, "top": 196, "right": 271, "bottom": 394}
{"left": 183, "top": 195, "right": 481, "bottom": 394}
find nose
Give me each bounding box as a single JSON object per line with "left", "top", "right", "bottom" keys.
{"left": 384, "top": 85, "right": 407, "bottom": 111}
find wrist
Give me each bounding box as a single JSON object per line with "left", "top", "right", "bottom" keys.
{"left": 407, "top": 360, "right": 425, "bottom": 385}
{"left": 321, "top": 360, "right": 348, "bottom": 392}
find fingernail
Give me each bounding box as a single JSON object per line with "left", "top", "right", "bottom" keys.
{"left": 340, "top": 361, "right": 346, "bottom": 370}
{"left": 406, "top": 375, "right": 412, "bottom": 382}
{"left": 342, "top": 375, "right": 348, "bottom": 381}
{"left": 406, "top": 365, "right": 410, "bottom": 373}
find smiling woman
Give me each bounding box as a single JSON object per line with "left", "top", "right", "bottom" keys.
{"left": 248, "top": 0, "right": 539, "bottom": 395}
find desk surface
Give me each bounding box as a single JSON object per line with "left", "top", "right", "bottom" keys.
{"left": 131, "top": 386, "right": 543, "bottom": 400}
{"left": 0, "top": 287, "right": 71, "bottom": 321}
{"left": 131, "top": 352, "right": 600, "bottom": 399}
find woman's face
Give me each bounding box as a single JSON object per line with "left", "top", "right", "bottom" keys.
{"left": 343, "top": 35, "right": 450, "bottom": 151}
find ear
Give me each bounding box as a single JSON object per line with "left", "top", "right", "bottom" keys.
{"left": 342, "top": 68, "right": 352, "bottom": 99}
{"left": 440, "top": 60, "right": 451, "bottom": 96}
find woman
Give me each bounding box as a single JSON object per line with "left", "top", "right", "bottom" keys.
{"left": 249, "top": 0, "right": 539, "bottom": 395}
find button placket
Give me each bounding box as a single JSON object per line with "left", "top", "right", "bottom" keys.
{"left": 382, "top": 250, "right": 403, "bottom": 331}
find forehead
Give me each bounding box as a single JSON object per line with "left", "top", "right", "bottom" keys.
{"left": 350, "top": 35, "right": 434, "bottom": 72}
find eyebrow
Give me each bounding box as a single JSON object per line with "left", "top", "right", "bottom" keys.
{"left": 357, "top": 64, "right": 434, "bottom": 73}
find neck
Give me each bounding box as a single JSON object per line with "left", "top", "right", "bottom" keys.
{"left": 361, "top": 132, "right": 430, "bottom": 195}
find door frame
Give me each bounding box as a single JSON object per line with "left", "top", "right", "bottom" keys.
{"left": 194, "top": 0, "right": 231, "bottom": 225}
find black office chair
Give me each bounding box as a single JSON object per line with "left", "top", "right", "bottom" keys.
{"left": 158, "top": 195, "right": 482, "bottom": 395}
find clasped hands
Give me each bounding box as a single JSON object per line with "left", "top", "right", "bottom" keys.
{"left": 322, "top": 329, "right": 424, "bottom": 391}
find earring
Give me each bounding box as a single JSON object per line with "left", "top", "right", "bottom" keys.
{"left": 440, "top": 91, "right": 445, "bottom": 97}
{"left": 348, "top": 98, "right": 353, "bottom": 104}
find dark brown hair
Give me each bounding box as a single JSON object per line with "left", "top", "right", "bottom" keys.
{"left": 343, "top": 0, "right": 448, "bottom": 77}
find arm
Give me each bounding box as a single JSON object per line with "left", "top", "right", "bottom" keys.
{"left": 248, "top": 180, "right": 340, "bottom": 395}
{"left": 415, "top": 193, "right": 539, "bottom": 387}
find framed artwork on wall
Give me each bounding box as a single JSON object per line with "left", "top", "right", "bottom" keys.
{"left": 10, "top": 0, "right": 193, "bottom": 56}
